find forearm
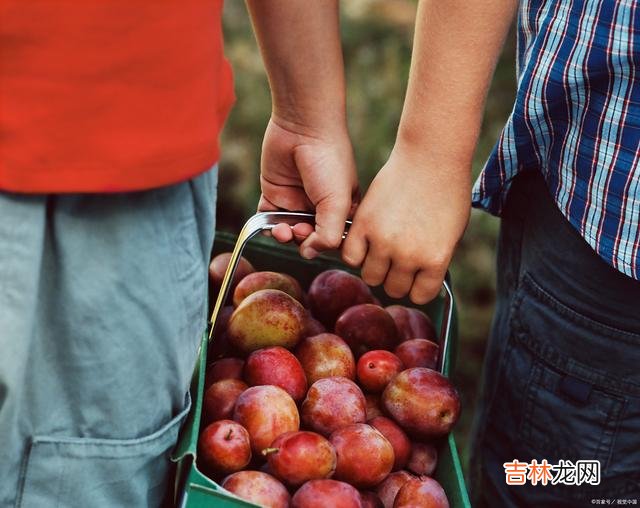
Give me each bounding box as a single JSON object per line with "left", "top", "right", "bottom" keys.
{"left": 397, "top": 0, "right": 517, "bottom": 169}
{"left": 246, "top": 0, "right": 346, "bottom": 133}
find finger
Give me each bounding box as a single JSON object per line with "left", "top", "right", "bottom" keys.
{"left": 298, "top": 232, "right": 320, "bottom": 259}
{"left": 360, "top": 248, "right": 390, "bottom": 287}
{"left": 292, "top": 222, "right": 314, "bottom": 238}
{"left": 300, "top": 194, "right": 351, "bottom": 255}
{"left": 292, "top": 222, "right": 314, "bottom": 244}
{"left": 409, "top": 269, "right": 443, "bottom": 305}
{"left": 383, "top": 262, "right": 417, "bottom": 299}
{"left": 271, "top": 223, "right": 294, "bottom": 243}
{"left": 341, "top": 223, "right": 367, "bottom": 268}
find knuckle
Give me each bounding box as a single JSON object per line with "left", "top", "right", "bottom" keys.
{"left": 395, "top": 253, "right": 420, "bottom": 270}
{"left": 384, "top": 277, "right": 410, "bottom": 299}
{"left": 324, "top": 235, "right": 342, "bottom": 250}
{"left": 361, "top": 268, "right": 385, "bottom": 287}
{"left": 362, "top": 274, "right": 380, "bottom": 287}
{"left": 427, "top": 251, "right": 451, "bottom": 273}
{"left": 391, "top": 246, "right": 423, "bottom": 269}
{"left": 385, "top": 285, "right": 409, "bottom": 300}
{"left": 410, "top": 281, "right": 440, "bottom": 305}
{"left": 409, "top": 292, "right": 431, "bottom": 305}
{"left": 372, "top": 242, "right": 391, "bottom": 260}
{"left": 361, "top": 272, "right": 380, "bottom": 287}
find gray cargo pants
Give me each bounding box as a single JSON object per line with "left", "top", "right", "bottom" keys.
{"left": 0, "top": 167, "right": 217, "bottom": 507}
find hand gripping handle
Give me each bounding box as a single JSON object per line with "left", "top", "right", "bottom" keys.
{"left": 208, "top": 212, "right": 454, "bottom": 374}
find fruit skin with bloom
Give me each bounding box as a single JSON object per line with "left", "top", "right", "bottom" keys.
{"left": 198, "top": 420, "right": 251, "bottom": 474}
{"left": 407, "top": 442, "right": 438, "bottom": 476}
{"left": 357, "top": 350, "right": 404, "bottom": 393}
{"left": 209, "top": 253, "right": 255, "bottom": 295}
{"left": 203, "top": 378, "right": 248, "bottom": 424}
{"left": 376, "top": 470, "right": 415, "bottom": 508}
{"left": 304, "top": 317, "right": 326, "bottom": 338}
{"left": 301, "top": 377, "right": 366, "bottom": 436}
{"left": 205, "top": 357, "right": 244, "bottom": 389}
{"left": 200, "top": 259, "right": 456, "bottom": 508}
{"left": 307, "top": 269, "right": 374, "bottom": 328}
{"left": 385, "top": 305, "right": 437, "bottom": 342}
{"left": 393, "top": 477, "right": 449, "bottom": 508}
{"left": 382, "top": 367, "right": 460, "bottom": 438}
{"left": 360, "top": 490, "right": 385, "bottom": 508}
{"left": 244, "top": 346, "right": 307, "bottom": 402}
{"left": 233, "top": 270, "right": 304, "bottom": 306}
{"left": 221, "top": 470, "right": 290, "bottom": 508}
{"left": 291, "top": 479, "right": 363, "bottom": 508}
{"left": 262, "top": 430, "right": 337, "bottom": 487}
{"left": 369, "top": 416, "right": 411, "bottom": 471}
{"left": 227, "top": 289, "right": 307, "bottom": 353}
{"left": 394, "top": 339, "right": 439, "bottom": 370}
{"left": 233, "top": 385, "right": 299, "bottom": 454}
{"left": 335, "top": 304, "right": 399, "bottom": 357}
{"left": 295, "top": 333, "right": 356, "bottom": 384}
{"left": 330, "top": 423, "right": 395, "bottom": 489}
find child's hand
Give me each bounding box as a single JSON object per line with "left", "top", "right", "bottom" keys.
{"left": 258, "top": 115, "right": 359, "bottom": 258}
{"left": 342, "top": 147, "right": 470, "bottom": 304}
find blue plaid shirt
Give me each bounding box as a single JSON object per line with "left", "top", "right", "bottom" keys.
{"left": 473, "top": 0, "right": 640, "bottom": 279}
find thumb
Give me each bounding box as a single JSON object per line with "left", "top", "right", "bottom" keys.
{"left": 299, "top": 193, "right": 350, "bottom": 258}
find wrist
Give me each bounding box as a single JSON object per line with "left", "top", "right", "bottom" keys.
{"left": 385, "top": 142, "right": 472, "bottom": 206}
{"left": 394, "top": 111, "right": 480, "bottom": 170}
{"left": 270, "top": 108, "right": 349, "bottom": 141}
{"left": 390, "top": 135, "right": 473, "bottom": 178}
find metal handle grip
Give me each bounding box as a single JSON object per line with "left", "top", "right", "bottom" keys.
{"left": 208, "top": 211, "right": 454, "bottom": 374}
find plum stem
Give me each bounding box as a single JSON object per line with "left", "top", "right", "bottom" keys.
{"left": 261, "top": 447, "right": 279, "bottom": 456}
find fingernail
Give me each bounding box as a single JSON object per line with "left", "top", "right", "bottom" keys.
{"left": 302, "top": 247, "right": 318, "bottom": 259}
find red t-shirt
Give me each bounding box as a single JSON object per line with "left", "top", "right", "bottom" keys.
{"left": 0, "top": 0, "right": 235, "bottom": 193}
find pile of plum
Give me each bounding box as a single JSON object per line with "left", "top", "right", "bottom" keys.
{"left": 199, "top": 253, "right": 461, "bottom": 508}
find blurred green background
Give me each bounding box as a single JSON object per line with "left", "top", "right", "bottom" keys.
{"left": 218, "top": 0, "right": 517, "bottom": 472}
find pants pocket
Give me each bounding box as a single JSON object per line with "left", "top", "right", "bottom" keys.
{"left": 487, "top": 272, "right": 640, "bottom": 503}
{"left": 16, "top": 393, "right": 191, "bottom": 508}
{"left": 518, "top": 351, "right": 624, "bottom": 467}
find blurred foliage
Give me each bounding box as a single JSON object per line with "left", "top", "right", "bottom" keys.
{"left": 219, "top": 0, "right": 517, "bottom": 473}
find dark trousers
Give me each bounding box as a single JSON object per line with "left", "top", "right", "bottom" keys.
{"left": 469, "top": 171, "right": 640, "bottom": 507}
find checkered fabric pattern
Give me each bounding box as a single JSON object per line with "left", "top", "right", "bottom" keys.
{"left": 473, "top": 0, "right": 640, "bottom": 279}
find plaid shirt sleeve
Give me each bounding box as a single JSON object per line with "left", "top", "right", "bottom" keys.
{"left": 473, "top": 0, "right": 640, "bottom": 279}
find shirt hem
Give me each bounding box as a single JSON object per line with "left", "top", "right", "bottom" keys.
{"left": 0, "top": 148, "right": 221, "bottom": 194}
{"left": 473, "top": 168, "right": 638, "bottom": 279}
